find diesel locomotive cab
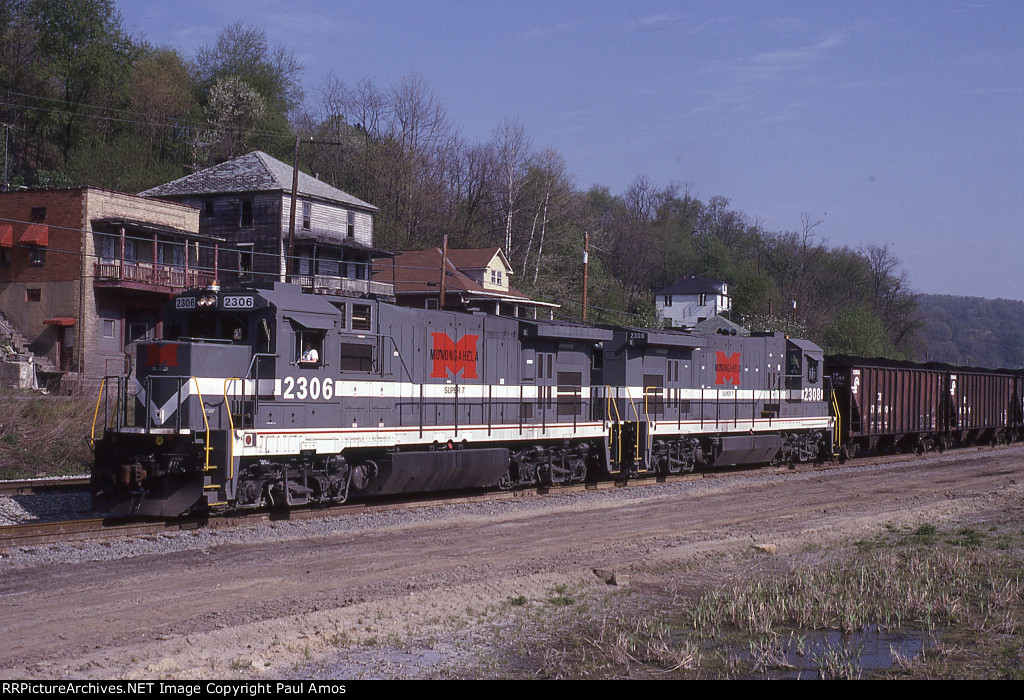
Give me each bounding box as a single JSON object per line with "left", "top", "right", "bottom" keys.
{"left": 91, "top": 287, "right": 266, "bottom": 516}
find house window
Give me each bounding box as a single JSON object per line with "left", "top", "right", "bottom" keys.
{"left": 664, "top": 295, "right": 672, "bottom": 307}
{"left": 0, "top": 247, "right": 9, "bottom": 266}
{"left": 302, "top": 201, "right": 311, "bottom": 230}
{"left": 426, "top": 298, "right": 439, "bottom": 310}
{"left": 203, "top": 201, "right": 215, "bottom": 218}
{"left": 28, "top": 247, "right": 45, "bottom": 265}
{"left": 238, "top": 247, "right": 253, "bottom": 276}
{"left": 26, "top": 288, "right": 40, "bottom": 302}
{"left": 30, "top": 207, "right": 46, "bottom": 222}
{"left": 491, "top": 269, "right": 502, "bottom": 286}
{"left": 128, "top": 321, "right": 151, "bottom": 343}
{"left": 346, "top": 211, "right": 355, "bottom": 238}
{"left": 240, "top": 200, "right": 253, "bottom": 227}
{"left": 698, "top": 293, "right": 707, "bottom": 305}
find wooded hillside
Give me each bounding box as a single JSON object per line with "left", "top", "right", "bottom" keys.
{"left": 0, "top": 1, "right": 929, "bottom": 358}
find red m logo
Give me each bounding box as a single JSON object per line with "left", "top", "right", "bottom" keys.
{"left": 430, "top": 332, "right": 479, "bottom": 379}
{"left": 145, "top": 343, "right": 179, "bottom": 368}
{"left": 715, "top": 351, "right": 741, "bottom": 386}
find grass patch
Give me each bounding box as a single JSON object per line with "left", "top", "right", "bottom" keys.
{"left": 471, "top": 524, "right": 1024, "bottom": 679}
{"left": 908, "top": 523, "right": 938, "bottom": 545}
{"left": 0, "top": 389, "right": 94, "bottom": 479}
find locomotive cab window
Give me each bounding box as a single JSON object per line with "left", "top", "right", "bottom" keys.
{"left": 296, "top": 331, "right": 325, "bottom": 367}
{"left": 807, "top": 358, "right": 819, "bottom": 383}
{"left": 785, "top": 348, "right": 802, "bottom": 389}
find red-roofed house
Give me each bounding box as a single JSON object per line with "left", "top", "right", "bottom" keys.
{"left": 374, "top": 247, "right": 558, "bottom": 318}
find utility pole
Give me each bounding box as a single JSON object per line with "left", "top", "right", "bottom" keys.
{"left": 581, "top": 231, "right": 589, "bottom": 321}
{"left": 2, "top": 123, "right": 10, "bottom": 191}
{"left": 439, "top": 234, "right": 449, "bottom": 309}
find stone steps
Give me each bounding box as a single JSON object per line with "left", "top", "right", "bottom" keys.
{"left": 0, "top": 309, "right": 61, "bottom": 376}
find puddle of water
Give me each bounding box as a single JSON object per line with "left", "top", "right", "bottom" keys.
{"left": 740, "top": 625, "right": 933, "bottom": 679}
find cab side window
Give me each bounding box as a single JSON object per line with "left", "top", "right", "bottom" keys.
{"left": 807, "top": 357, "right": 819, "bottom": 383}
{"left": 295, "top": 331, "right": 325, "bottom": 367}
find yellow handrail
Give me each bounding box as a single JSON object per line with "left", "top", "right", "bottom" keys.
{"left": 89, "top": 376, "right": 108, "bottom": 448}
{"left": 189, "top": 377, "right": 213, "bottom": 472}
{"left": 605, "top": 385, "right": 623, "bottom": 466}
{"left": 830, "top": 389, "right": 842, "bottom": 455}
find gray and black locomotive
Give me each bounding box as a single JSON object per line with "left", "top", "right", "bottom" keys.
{"left": 90, "top": 282, "right": 833, "bottom": 516}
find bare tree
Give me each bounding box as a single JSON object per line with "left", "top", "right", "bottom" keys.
{"left": 491, "top": 118, "right": 533, "bottom": 263}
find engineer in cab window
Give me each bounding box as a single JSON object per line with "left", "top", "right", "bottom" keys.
{"left": 300, "top": 340, "right": 320, "bottom": 366}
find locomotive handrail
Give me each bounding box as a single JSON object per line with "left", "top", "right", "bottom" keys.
{"left": 604, "top": 386, "right": 641, "bottom": 468}
{"left": 625, "top": 387, "right": 641, "bottom": 465}
{"left": 643, "top": 385, "right": 660, "bottom": 453}
{"left": 830, "top": 388, "right": 842, "bottom": 455}
{"left": 224, "top": 377, "right": 242, "bottom": 481}
{"left": 89, "top": 376, "right": 109, "bottom": 448}
{"left": 605, "top": 385, "right": 623, "bottom": 466}
{"left": 189, "top": 376, "right": 213, "bottom": 472}
{"left": 240, "top": 353, "right": 277, "bottom": 428}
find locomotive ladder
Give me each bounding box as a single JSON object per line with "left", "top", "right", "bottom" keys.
{"left": 606, "top": 385, "right": 642, "bottom": 471}
{"left": 188, "top": 377, "right": 224, "bottom": 507}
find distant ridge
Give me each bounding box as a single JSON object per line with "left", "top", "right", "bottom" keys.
{"left": 916, "top": 294, "right": 1024, "bottom": 368}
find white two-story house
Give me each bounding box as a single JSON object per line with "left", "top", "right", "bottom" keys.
{"left": 656, "top": 276, "right": 732, "bottom": 329}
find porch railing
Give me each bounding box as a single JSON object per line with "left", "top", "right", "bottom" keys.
{"left": 293, "top": 273, "right": 394, "bottom": 297}
{"left": 94, "top": 260, "right": 216, "bottom": 290}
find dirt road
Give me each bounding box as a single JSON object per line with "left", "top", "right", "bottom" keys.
{"left": 2, "top": 446, "right": 1022, "bottom": 679}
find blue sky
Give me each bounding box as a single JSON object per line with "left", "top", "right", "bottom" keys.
{"left": 118, "top": 1, "right": 1024, "bottom": 300}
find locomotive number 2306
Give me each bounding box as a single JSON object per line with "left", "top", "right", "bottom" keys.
{"left": 282, "top": 376, "right": 335, "bottom": 400}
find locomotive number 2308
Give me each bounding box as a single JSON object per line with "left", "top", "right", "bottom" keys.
{"left": 802, "top": 387, "right": 824, "bottom": 402}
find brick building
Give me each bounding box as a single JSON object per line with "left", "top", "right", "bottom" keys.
{"left": 0, "top": 188, "right": 215, "bottom": 382}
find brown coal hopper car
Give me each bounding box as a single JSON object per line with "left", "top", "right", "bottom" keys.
{"left": 826, "top": 355, "right": 1024, "bottom": 458}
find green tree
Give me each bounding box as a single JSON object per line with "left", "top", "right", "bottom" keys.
{"left": 27, "top": 0, "right": 136, "bottom": 170}
{"left": 823, "top": 308, "right": 894, "bottom": 357}
{"left": 194, "top": 22, "right": 302, "bottom": 162}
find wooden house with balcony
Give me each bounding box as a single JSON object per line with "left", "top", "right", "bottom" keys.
{"left": 0, "top": 187, "right": 214, "bottom": 383}
{"left": 141, "top": 151, "right": 394, "bottom": 299}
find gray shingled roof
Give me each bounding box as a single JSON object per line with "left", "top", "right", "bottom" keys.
{"left": 140, "top": 151, "right": 377, "bottom": 211}
{"left": 694, "top": 315, "right": 749, "bottom": 336}
{"left": 656, "top": 276, "right": 726, "bottom": 296}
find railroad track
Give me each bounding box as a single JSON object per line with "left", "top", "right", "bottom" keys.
{"left": 0, "top": 446, "right": 998, "bottom": 551}
{"left": 0, "top": 462, "right": 796, "bottom": 549}
{"left": 0, "top": 475, "right": 90, "bottom": 497}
